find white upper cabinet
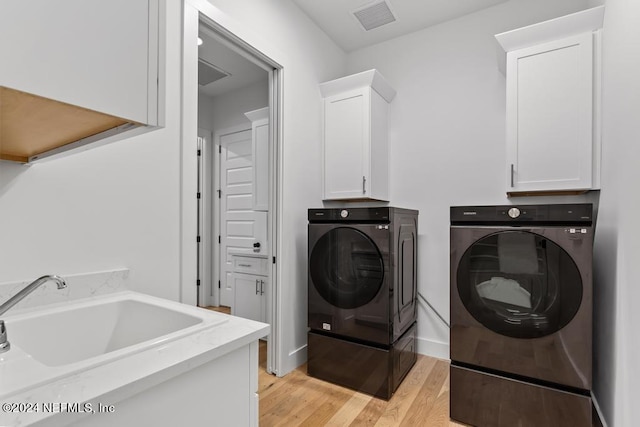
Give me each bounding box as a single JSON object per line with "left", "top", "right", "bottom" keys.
{"left": 245, "top": 107, "right": 270, "bottom": 212}
{"left": 0, "top": 0, "right": 160, "bottom": 162}
{"left": 320, "top": 70, "right": 396, "bottom": 201}
{"left": 506, "top": 33, "right": 593, "bottom": 193}
{"left": 0, "top": 0, "right": 158, "bottom": 124}
{"left": 495, "top": 6, "right": 604, "bottom": 196}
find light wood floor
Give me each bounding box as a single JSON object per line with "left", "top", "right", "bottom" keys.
{"left": 204, "top": 305, "right": 231, "bottom": 315}
{"left": 204, "top": 307, "right": 462, "bottom": 425}
{"left": 258, "top": 342, "right": 464, "bottom": 426}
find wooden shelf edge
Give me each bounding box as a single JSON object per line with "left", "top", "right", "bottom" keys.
{"left": 0, "top": 153, "right": 28, "bottom": 163}
{"left": 507, "top": 189, "right": 590, "bottom": 197}
{"left": 0, "top": 86, "right": 134, "bottom": 163}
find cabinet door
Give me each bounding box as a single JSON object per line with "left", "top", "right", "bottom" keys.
{"left": 323, "top": 88, "right": 371, "bottom": 200}
{"left": 233, "top": 273, "right": 266, "bottom": 323}
{"left": 0, "top": 0, "right": 157, "bottom": 124}
{"left": 506, "top": 33, "right": 593, "bottom": 193}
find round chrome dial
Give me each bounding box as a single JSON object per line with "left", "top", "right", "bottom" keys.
{"left": 340, "top": 209, "right": 349, "bottom": 218}
{"left": 508, "top": 207, "right": 521, "bottom": 219}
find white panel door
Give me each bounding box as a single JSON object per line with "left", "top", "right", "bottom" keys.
{"left": 506, "top": 32, "right": 593, "bottom": 192}
{"left": 219, "top": 129, "right": 267, "bottom": 308}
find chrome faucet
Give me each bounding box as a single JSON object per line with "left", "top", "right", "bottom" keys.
{"left": 0, "top": 275, "right": 67, "bottom": 353}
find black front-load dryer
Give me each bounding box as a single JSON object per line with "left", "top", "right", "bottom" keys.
{"left": 308, "top": 207, "right": 418, "bottom": 346}
{"left": 449, "top": 204, "right": 594, "bottom": 427}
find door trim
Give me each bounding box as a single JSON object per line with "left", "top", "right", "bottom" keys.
{"left": 182, "top": 0, "right": 284, "bottom": 376}
{"left": 197, "top": 128, "right": 214, "bottom": 307}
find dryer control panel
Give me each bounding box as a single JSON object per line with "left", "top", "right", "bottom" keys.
{"left": 450, "top": 203, "right": 592, "bottom": 226}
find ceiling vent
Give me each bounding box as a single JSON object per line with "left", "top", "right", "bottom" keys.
{"left": 198, "top": 58, "right": 230, "bottom": 86}
{"left": 353, "top": 1, "right": 396, "bottom": 32}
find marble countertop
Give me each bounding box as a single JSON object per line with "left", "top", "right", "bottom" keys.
{"left": 0, "top": 291, "right": 269, "bottom": 426}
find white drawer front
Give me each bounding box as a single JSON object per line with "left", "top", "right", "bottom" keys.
{"left": 233, "top": 256, "right": 268, "bottom": 276}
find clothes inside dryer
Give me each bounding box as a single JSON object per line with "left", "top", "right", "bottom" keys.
{"left": 476, "top": 277, "right": 532, "bottom": 308}
{"left": 457, "top": 230, "right": 583, "bottom": 339}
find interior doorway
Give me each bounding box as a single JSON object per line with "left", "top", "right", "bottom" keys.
{"left": 196, "top": 22, "right": 270, "bottom": 309}
{"left": 182, "top": 2, "right": 282, "bottom": 376}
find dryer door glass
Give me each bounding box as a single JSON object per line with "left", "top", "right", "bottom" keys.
{"left": 457, "top": 231, "right": 582, "bottom": 338}
{"left": 310, "top": 227, "right": 384, "bottom": 309}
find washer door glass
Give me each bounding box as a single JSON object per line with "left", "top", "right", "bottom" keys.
{"left": 310, "top": 227, "right": 384, "bottom": 309}
{"left": 457, "top": 231, "right": 582, "bottom": 338}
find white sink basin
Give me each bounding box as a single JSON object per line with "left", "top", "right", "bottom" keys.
{"left": 7, "top": 299, "right": 203, "bottom": 367}
{"left": 0, "top": 289, "right": 269, "bottom": 427}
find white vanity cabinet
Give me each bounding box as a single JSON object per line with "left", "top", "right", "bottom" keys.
{"left": 320, "top": 70, "right": 396, "bottom": 201}
{"left": 232, "top": 254, "right": 268, "bottom": 324}
{"left": 495, "top": 6, "right": 604, "bottom": 196}
{"left": 0, "top": 0, "right": 160, "bottom": 162}
{"left": 245, "top": 107, "right": 270, "bottom": 211}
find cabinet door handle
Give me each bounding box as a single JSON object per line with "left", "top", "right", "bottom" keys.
{"left": 362, "top": 176, "right": 366, "bottom": 194}
{"left": 256, "top": 279, "right": 260, "bottom": 295}
{"left": 260, "top": 280, "right": 264, "bottom": 295}
{"left": 510, "top": 164, "right": 514, "bottom": 188}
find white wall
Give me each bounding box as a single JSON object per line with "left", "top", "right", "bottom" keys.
{"left": 0, "top": 1, "right": 184, "bottom": 300}
{"left": 345, "top": 0, "right": 593, "bottom": 359}
{"left": 592, "top": 0, "right": 640, "bottom": 425}
{"left": 200, "top": 0, "right": 347, "bottom": 375}
{"left": 1, "top": 0, "right": 345, "bottom": 377}
{"left": 198, "top": 93, "right": 216, "bottom": 132}
{"left": 198, "top": 80, "right": 269, "bottom": 132}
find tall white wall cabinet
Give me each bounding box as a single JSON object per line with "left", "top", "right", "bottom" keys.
{"left": 0, "top": 0, "right": 160, "bottom": 163}
{"left": 495, "top": 6, "right": 604, "bottom": 196}
{"left": 320, "top": 70, "right": 396, "bottom": 201}
{"left": 244, "top": 107, "right": 270, "bottom": 211}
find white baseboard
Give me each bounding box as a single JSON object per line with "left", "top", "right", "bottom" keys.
{"left": 277, "top": 344, "right": 307, "bottom": 378}
{"left": 417, "top": 336, "right": 449, "bottom": 360}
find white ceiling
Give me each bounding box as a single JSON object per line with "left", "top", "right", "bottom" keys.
{"left": 292, "top": 0, "right": 509, "bottom": 52}
{"left": 198, "top": 26, "right": 267, "bottom": 98}
{"left": 196, "top": 0, "right": 509, "bottom": 95}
